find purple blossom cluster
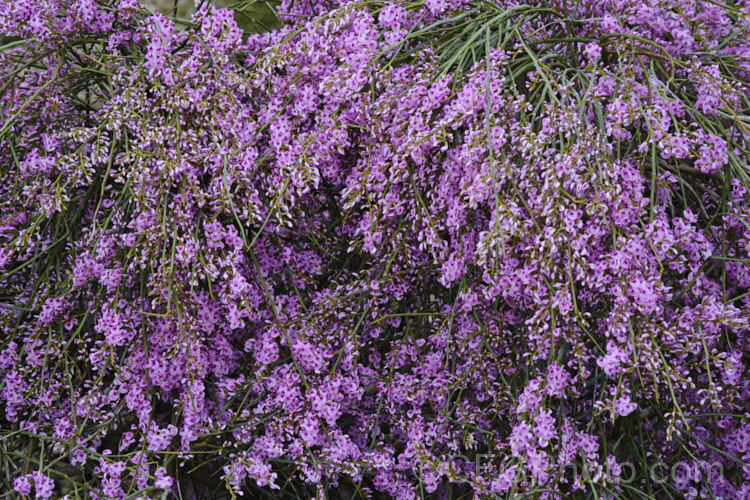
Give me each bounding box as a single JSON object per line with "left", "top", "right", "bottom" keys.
{"left": 1, "top": 0, "right": 750, "bottom": 498}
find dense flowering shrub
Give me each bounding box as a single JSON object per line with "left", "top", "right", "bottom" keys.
{"left": 1, "top": 0, "right": 750, "bottom": 498}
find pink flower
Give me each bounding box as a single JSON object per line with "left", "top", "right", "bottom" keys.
{"left": 583, "top": 42, "right": 602, "bottom": 62}
{"left": 614, "top": 395, "right": 638, "bottom": 417}
{"left": 154, "top": 467, "right": 173, "bottom": 490}
{"left": 546, "top": 363, "right": 570, "bottom": 398}
{"left": 596, "top": 341, "right": 629, "bottom": 378}
{"left": 629, "top": 275, "right": 659, "bottom": 314}
{"left": 534, "top": 409, "right": 557, "bottom": 447}
{"left": 28, "top": 472, "right": 54, "bottom": 499}
{"left": 13, "top": 475, "right": 32, "bottom": 496}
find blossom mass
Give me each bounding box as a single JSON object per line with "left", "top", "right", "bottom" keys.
{"left": 1, "top": 0, "right": 750, "bottom": 498}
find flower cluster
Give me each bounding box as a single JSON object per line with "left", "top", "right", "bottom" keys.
{"left": 1, "top": 0, "right": 749, "bottom": 498}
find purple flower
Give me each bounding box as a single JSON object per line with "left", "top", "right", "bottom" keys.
{"left": 614, "top": 395, "right": 638, "bottom": 417}
{"left": 583, "top": 42, "right": 602, "bottom": 62}
{"left": 13, "top": 475, "right": 32, "bottom": 496}
{"left": 154, "top": 467, "right": 173, "bottom": 490}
